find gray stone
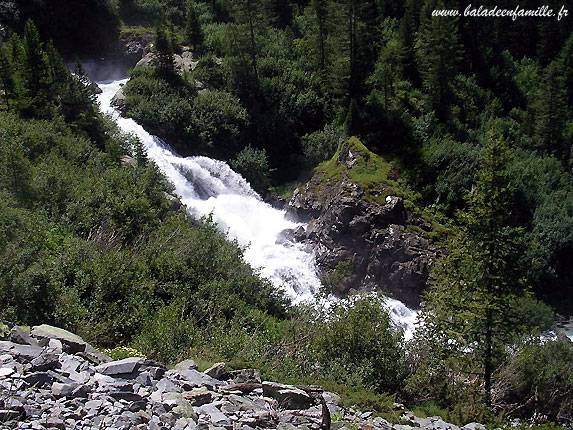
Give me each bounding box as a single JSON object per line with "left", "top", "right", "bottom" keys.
{"left": 461, "top": 424, "right": 486, "bottom": 430}
{"left": 178, "top": 369, "right": 222, "bottom": 390}
{"left": 0, "top": 367, "right": 14, "bottom": 377}
{"left": 30, "top": 352, "right": 59, "bottom": 371}
{"left": 157, "top": 377, "right": 181, "bottom": 393}
{"left": 52, "top": 382, "right": 88, "bottom": 398}
{"left": 12, "top": 343, "right": 44, "bottom": 362}
{"left": 182, "top": 387, "right": 213, "bottom": 406}
{"left": 194, "top": 404, "right": 231, "bottom": 428}
{"left": 262, "top": 382, "right": 314, "bottom": 410}
{"left": 41, "top": 417, "right": 65, "bottom": 429}
{"left": 23, "top": 372, "right": 53, "bottom": 387}
{"left": 108, "top": 391, "right": 146, "bottom": 403}
{"left": 95, "top": 357, "right": 144, "bottom": 375}
{"left": 48, "top": 338, "right": 63, "bottom": 354}
{"left": 67, "top": 370, "right": 90, "bottom": 384}
{"left": 30, "top": 325, "right": 87, "bottom": 354}
{"left": 174, "top": 359, "right": 198, "bottom": 372}
{"left": 79, "top": 344, "right": 112, "bottom": 364}
{"left": 229, "top": 368, "right": 261, "bottom": 384}
{"left": 85, "top": 399, "right": 105, "bottom": 411}
{"left": 203, "top": 362, "right": 228, "bottom": 380}
{"left": 135, "top": 371, "right": 153, "bottom": 386}
{"left": 10, "top": 326, "right": 38, "bottom": 346}
{"left": 111, "top": 87, "right": 126, "bottom": 110}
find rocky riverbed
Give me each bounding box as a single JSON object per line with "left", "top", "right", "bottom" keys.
{"left": 0, "top": 324, "right": 483, "bottom": 430}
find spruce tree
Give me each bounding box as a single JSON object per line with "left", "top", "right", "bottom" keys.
{"left": 415, "top": 1, "right": 462, "bottom": 116}
{"left": 153, "top": 27, "right": 175, "bottom": 78}
{"left": 418, "top": 130, "right": 527, "bottom": 407}
{"left": 185, "top": 1, "right": 204, "bottom": 52}
{"left": 22, "top": 20, "right": 47, "bottom": 94}
{"left": 311, "top": 0, "right": 327, "bottom": 71}
{"left": 0, "top": 45, "right": 14, "bottom": 110}
{"left": 535, "top": 60, "right": 568, "bottom": 161}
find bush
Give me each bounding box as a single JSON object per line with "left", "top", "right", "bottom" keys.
{"left": 230, "top": 146, "right": 271, "bottom": 194}
{"left": 313, "top": 294, "right": 405, "bottom": 393}
{"left": 493, "top": 339, "right": 573, "bottom": 423}
{"left": 301, "top": 122, "right": 346, "bottom": 167}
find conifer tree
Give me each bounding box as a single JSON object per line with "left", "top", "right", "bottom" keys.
{"left": 419, "top": 130, "right": 527, "bottom": 407}
{"left": 415, "top": 1, "right": 462, "bottom": 116}
{"left": 535, "top": 60, "right": 568, "bottom": 161}
{"left": 311, "top": 0, "right": 327, "bottom": 71}
{"left": 22, "top": 20, "right": 47, "bottom": 94}
{"left": 0, "top": 45, "right": 15, "bottom": 110}
{"left": 185, "top": 1, "right": 204, "bottom": 52}
{"left": 153, "top": 27, "right": 175, "bottom": 78}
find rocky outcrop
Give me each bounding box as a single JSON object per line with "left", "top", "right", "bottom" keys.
{"left": 287, "top": 139, "right": 442, "bottom": 307}
{"left": 0, "top": 323, "right": 482, "bottom": 430}
{"left": 134, "top": 48, "right": 199, "bottom": 75}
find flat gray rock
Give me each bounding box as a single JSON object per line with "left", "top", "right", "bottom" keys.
{"left": 204, "top": 362, "right": 228, "bottom": 380}
{"left": 178, "top": 369, "right": 223, "bottom": 389}
{"left": 174, "top": 359, "right": 198, "bottom": 372}
{"left": 262, "top": 382, "right": 314, "bottom": 410}
{"left": 30, "top": 325, "right": 87, "bottom": 354}
{"left": 95, "top": 357, "right": 144, "bottom": 375}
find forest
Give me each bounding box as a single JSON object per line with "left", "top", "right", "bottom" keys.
{"left": 0, "top": 0, "right": 572, "bottom": 427}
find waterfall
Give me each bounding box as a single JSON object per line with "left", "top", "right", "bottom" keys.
{"left": 96, "top": 78, "right": 418, "bottom": 340}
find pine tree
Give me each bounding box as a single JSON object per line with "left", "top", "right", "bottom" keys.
{"left": 0, "top": 45, "right": 15, "bottom": 110}
{"left": 415, "top": 1, "right": 462, "bottom": 116}
{"left": 185, "top": 1, "right": 204, "bottom": 52}
{"left": 418, "top": 130, "right": 527, "bottom": 407}
{"left": 153, "top": 27, "right": 175, "bottom": 78}
{"left": 535, "top": 60, "right": 568, "bottom": 161}
{"left": 311, "top": 0, "right": 327, "bottom": 71}
{"left": 22, "top": 20, "right": 47, "bottom": 94}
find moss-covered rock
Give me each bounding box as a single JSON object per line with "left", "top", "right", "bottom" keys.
{"left": 287, "top": 137, "right": 443, "bottom": 306}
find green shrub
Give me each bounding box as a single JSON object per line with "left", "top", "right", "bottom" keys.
{"left": 103, "top": 346, "right": 147, "bottom": 361}
{"left": 493, "top": 339, "right": 573, "bottom": 422}
{"left": 230, "top": 146, "right": 271, "bottom": 194}
{"left": 301, "top": 122, "right": 346, "bottom": 167}
{"left": 313, "top": 294, "right": 405, "bottom": 393}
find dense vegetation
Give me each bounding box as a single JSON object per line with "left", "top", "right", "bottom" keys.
{"left": 1, "top": 1, "right": 572, "bottom": 427}
{"left": 104, "top": 0, "right": 573, "bottom": 315}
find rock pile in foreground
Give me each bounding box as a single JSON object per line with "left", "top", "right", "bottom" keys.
{"left": 0, "top": 324, "right": 483, "bottom": 430}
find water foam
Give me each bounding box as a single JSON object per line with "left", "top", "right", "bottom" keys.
{"left": 96, "top": 79, "right": 418, "bottom": 339}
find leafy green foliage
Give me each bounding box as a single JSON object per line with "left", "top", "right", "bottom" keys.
{"left": 230, "top": 146, "right": 271, "bottom": 194}
{"left": 313, "top": 294, "right": 405, "bottom": 393}
{"left": 494, "top": 339, "right": 573, "bottom": 422}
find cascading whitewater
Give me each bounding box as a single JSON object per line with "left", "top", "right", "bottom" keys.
{"left": 96, "top": 78, "right": 418, "bottom": 339}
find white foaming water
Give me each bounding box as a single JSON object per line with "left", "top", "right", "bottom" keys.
{"left": 96, "top": 78, "right": 418, "bottom": 339}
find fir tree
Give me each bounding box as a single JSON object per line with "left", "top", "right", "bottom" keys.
{"left": 535, "top": 60, "right": 568, "bottom": 161}
{"left": 418, "top": 130, "right": 527, "bottom": 407}
{"left": 185, "top": 1, "right": 204, "bottom": 52}
{"left": 0, "top": 45, "right": 15, "bottom": 110}
{"left": 22, "top": 20, "right": 47, "bottom": 94}
{"left": 153, "top": 27, "right": 175, "bottom": 78}
{"left": 415, "top": 1, "right": 462, "bottom": 116}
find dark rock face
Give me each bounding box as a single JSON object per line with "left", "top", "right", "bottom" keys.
{"left": 287, "top": 149, "right": 441, "bottom": 308}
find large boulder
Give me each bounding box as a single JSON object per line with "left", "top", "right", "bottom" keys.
{"left": 30, "top": 325, "right": 111, "bottom": 364}
{"left": 287, "top": 138, "right": 442, "bottom": 307}
{"left": 262, "top": 382, "right": 314, "bottom": 410}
